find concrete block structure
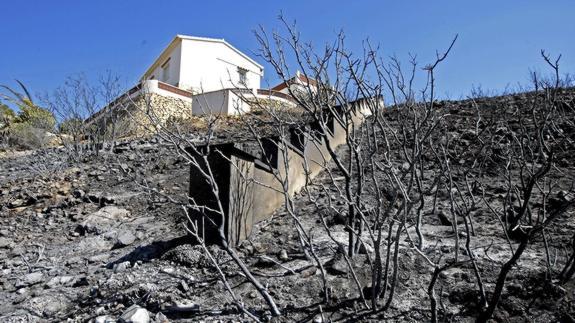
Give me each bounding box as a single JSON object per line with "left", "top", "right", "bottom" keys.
{"left": 188, "top": 97, "right": 381, "bottom": 246}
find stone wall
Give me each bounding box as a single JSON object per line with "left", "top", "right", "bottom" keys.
{"left": 90, "top": 93, "right": 193, "bottom": 138}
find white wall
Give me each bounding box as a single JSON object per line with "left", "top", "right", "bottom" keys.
{"left": 147, "top": 42, "right": 182, "bottom": 87}
{"left": 179, "top": 40, "right": 262, "bottom": 93}
{"left": 192, "top": 89, "right": 250, "bottom": 116}
{"left": 142, "top": 80, "right": 193, "bottom": 102}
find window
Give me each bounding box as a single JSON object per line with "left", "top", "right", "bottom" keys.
{"left": 161, "top": 58, "right": 171, "bottom": 82}
{"left": 238, "top": 67, "right": 247, "bottom": 86}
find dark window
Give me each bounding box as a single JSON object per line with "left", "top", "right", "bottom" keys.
{"left": 238, "top": 68, "right": 248, "bottom": 86}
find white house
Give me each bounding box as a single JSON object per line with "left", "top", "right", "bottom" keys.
{"left": 139, "top": 35, "right": 299, "bottom": 116}
{"left": 141, "top": 35, "right": 264, "bottom": 94}
{"left": 87, "top": 35, "right": 301, "bottom": 132}
{"left": 271, "top": 71, "right": 319, "bottom": 95}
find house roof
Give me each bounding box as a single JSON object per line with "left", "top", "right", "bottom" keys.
{"left": 140, "top": 35, "right": 263, "bottom": 81}
{"left": 271, "top": 72, "right": 319, "bottom": 92}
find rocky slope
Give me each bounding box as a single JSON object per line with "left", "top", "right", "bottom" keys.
{"left": 0, "top": 88, "right": 574, "bottom": 322}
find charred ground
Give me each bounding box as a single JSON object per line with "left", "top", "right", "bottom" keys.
{"left": 0, "top": 88, "right": 574, "bottom": 322}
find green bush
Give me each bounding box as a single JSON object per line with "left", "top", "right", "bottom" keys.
{"left": 1, "top": 82, "right": 57, "bottom": 149}
{"left": 58, "top": 117, "right": 84, "bottom": 135}
{"left": 0, "top": 103, "right": 16, "bottom": 129}
{"left": 16, "top": 104, "right": 56, "bottom": 132}
{"left": 7, "top": 122, "right": 53, "bottom": 149}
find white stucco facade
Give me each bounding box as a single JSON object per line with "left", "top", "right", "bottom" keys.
{"left": 191, "top": 89, "right": 251, "bottom": 116}
{"left": 141, "top": 35, "right": 263, "bottom": 94}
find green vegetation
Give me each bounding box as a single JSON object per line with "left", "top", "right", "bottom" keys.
{"left": 0, "top": 103, "right": 15, "bottom": 130}
{"left": 58, "top": 117, "right": 83, "bottom": 135}
{"left": 1, "top": 81, "right": 57, "bottom": 149}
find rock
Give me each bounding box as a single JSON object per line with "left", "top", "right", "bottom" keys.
{"left": 15, "top": 272, "right": 44, "bottom": 288}
{"left": 178, "top": 280, "right": 190, "bottom": 293}
{"left": 45, "top": 275, "right": 75, "bottom": 288}
{"left": 82, "top": 206, "right": 130, "bottom": 234}
{"left": 95, "top": 306, "right": 106, "bottom": 316}
{"left": 94, "top": 315, "right": 115, "bottom": 322}
{"left": 72, "top": 189, "right": 86, "bottom": 199}
{"left": 115, "top": 230, "right": 136, "bottom": 248}
{"left": 501, "top": 295, "right": 524, "bottom": 316}
{"left": 154, "top": 312, "right": 169, "bottom": 323}
{"left": 88, "top": 253, "right": 111, "bottom": 264}
{"left": 78, "top": 236, "right": 114, "bottom": 253}
{"left": 278, "top": 249, "right": 289, "bottom": 261}
{"left": 358, "top": 243, "right": 374, "bottom": 254}
{"left": 167, "top": 300, "right": 200, "bottom": 313}
{"left": 0, "top": 237, "right": 13, "bottom": 249}
{"left": 557, "top": 190, "right": 571, "bottom": 200}
{"left": 119, "top": 304, "right": 149, "bottom": 323}
{"left": 401, "top": 161, "right": 410, "bottom": 172}
{"left": 94, "top": 314, "right": 116, "bottom": 323}
{"left": 8, "top": 199, "right": 26, "bottom": 208}
{"left": 86, "top": 193, "right": 115, "bottom": 205}
{"left": 440, "top": 245, "right": 452, "bottom": 253}
{"left": 160, "top": 267, "right": 175, "bottom": 275}
{"left": 114, "top": 261, "right": 131, "bottom": 273}
{"left": 437, "top": 210, "right": 452, "bottom": 226}
{"left": 300, "top": 266, "right": 317, "bottom": 278}
{"left": 325, "top": 255, "right": 349, "bottom": 276}
{"left": 120, "top": 163, "right": 130, "bottom": 172}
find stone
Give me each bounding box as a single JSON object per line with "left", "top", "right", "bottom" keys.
{"left": 88, "top": 253, "right": 110, "bottom": 264}
{"left": 0, "top": 237, "right": 12, "bottom": 249}
{"left": 15, "top": 272, "right": 44, "bottom": 288}
{"left": 119, "top": 304, "right": 149, "bottom": 323}
{"left": 154, "top": 312, "right": 169, "bottom": 323}
{"left": 95, "top": 306, "right": 106, "bottom": 316}
{"left": 72, "top": 189, "right": 86, "bottom": 199}
{"left": 179, "top": 280, "right": 190, "bottom": 293}
{"left": 8, "top": 199, "right": 26, "bottom": 208}
{"left": 95, "top": 315, "right": 116, "bottom": 323}
{"left": 160, "top": 267, "right": 175, "bottom": 275}
{"left": 86, "top": 193, "right": 115, "bottom": 205}
{"left": 358, "top": 243, "right": 374, "bottom": 254}
{"left": 401, "top": 161, "right": 410, "bottom": 171}
{"left": 300, "top": 266, "right": 317, "bottom": 278}
{"left": 114, "top": 261, "right": 131, "bottom": 273}
{"left": 45, "top": 275, "right": 75, "bottom": 288}
{"left": 82, "top": 206, "right": 130, "bottom": 234}
{"left": 278, "top": 249, "right": 289, "bottom": 261}
{"left": 437, "top": 210, "right": 452, "bottom": 226}
{"left": 167, "top": 300, "right": 200, "bottom": 313}
{"left": 120, "top": 163, "right": 130, "bottom": 172}
{"left": 115, "top": 231, "right": 136, "bottom": 248}
{"left": 325, "top": 255, "right": 349, "bottom": 276}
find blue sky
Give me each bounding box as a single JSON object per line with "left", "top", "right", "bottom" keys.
{"left": 1, "top": 0, "right": 574, "bottom": 102}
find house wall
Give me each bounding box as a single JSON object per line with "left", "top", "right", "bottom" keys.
{"left": 191, "top": 89, "right": 251, "bottom": 116}
{"left": 179, "top": 40, "right": 262, "bottom": 93}
{"left": 146, "top": 42, "right": 182, "bottom": 87}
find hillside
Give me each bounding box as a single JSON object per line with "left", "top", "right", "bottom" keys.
{"left": 0, "top": 88, "right": 574, "bottom": 322}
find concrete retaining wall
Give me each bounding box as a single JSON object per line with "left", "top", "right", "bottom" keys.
{"left": 188, "top": 97, "right": 381, "bottom": 246}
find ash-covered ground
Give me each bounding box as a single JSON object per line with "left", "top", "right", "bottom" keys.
{"left": 1, "top": 89, "right": 574, "bottom": 322}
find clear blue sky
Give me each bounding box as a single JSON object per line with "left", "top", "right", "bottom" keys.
{"left": 1, "top": 0, "right": 574, "bottom": 102}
